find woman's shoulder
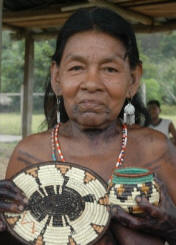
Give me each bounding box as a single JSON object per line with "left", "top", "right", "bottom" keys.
{"left": 127, "top": 126, "right": 176, "bottom": 175}
{"left": 13, "top": 130, "right": 51, "bottom": 155}
{"left": 128, "top": 126, "right": 176, "bottom": 201}
{"left": 6, "top": 130, "right": 52, "bottom": 178}
{"left": 18, "top": 130, "right": 51, "bottom": 146}
{"left": 129, "top": 125, "right": 167, "bottom": 140}
{"left": 128, "top": 126, "right": 169, "bottom": 155}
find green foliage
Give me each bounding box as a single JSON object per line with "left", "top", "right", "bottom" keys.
{"left": 160, "top": 32, "right": 176, "bottom": 59}
{"left": 2, "top": 31, "right": 24, "bottom": 92}
{"left": 140, "top": 54, "right": 158, "bottom": 80}
{"left": 137, "top": 33, "right": 164, "bottom": 63}
{"left": 144, "top": 78, "right": 162, "bottom": 102}
{"left": 155, "top": 58, "right": 176, "bottom": 104}
{"left": 137, "top": 31, "right": 176, "bottom": 105}
{"left": 2, "top": 32, "right": 56, "bottom": 93}
{"left": 34, "top": 39, "right": 55, "bottom": 92}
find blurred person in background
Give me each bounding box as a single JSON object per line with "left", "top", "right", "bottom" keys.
{"left": 147, "top": 99, "right": 176, "bottom": 145}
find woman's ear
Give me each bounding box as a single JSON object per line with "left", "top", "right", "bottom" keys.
{"left": 50, "top": 61, "right": 61, "bottom": 96}
{"left": 127, "top": 63, "right": 143, "bottom": 98}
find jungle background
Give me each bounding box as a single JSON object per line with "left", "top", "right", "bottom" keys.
{"left": 1, "top": 31, "right": 176, "bottom": 178}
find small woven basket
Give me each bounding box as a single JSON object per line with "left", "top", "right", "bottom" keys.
{"left": 108, "top": 167, "right": 160, "bottom": 214}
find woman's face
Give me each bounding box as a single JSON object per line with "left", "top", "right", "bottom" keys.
{"left": 52, "top": 30, "right": 141, "bottom": 128}
{"left": 147, "top": 104, "right": 160, "bottom": 121}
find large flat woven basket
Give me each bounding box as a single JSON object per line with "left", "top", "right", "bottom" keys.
{"left": 3, "top": 161, "right": 111, "bottom": 245}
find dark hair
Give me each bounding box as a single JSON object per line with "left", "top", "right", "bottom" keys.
{"left": 52, "top": 7, "right": 140, "bottom": 68}
{"left": 147, "top": 100, "right": 161, "bottom": 108}
{"left": 44, "top": 7, "right": 148, "bottom": 128}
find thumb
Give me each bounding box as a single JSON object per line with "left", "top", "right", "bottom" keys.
{"left": 0, "top": 217, "right": 6, "bottom": 232}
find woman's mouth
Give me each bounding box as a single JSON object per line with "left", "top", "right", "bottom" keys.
{"left": 78, "top": 100, "right": 104, "bottom": 112}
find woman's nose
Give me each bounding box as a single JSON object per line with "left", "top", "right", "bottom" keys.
{"left": 80, "top": 68, "right": 104, "bottom": 92}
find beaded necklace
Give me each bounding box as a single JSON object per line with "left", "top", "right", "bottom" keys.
{"left": 51, "top": 123, "right": 128, "bottom": 182}
{"left": 54, "top": 123, "right": 65, "bottom": 162}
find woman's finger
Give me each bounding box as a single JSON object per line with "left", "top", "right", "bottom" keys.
{"left": 111, "top": 205, "right": 142, "bottom": 229}
{"left": 0, "top": 180, "right": 25, "bottom": 196}
{"left": 0, "top": 200, "right": 26, "bottom": 213}
{"left": 0, "top": 188, "right": 28, "bottom": 205}
{"left": 0, "top": 217, "right": 6, "bottom": 232}
{"left": 135, "top": 196, "right": 163, "bottom": 219}
{"left": 0, "top": 179, "right": 18, "bottom": 190}
{"left": 0, "top": 180, "right": 28, "bottom": 208}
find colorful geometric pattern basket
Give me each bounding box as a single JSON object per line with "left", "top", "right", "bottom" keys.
{"left": 3, "top": 161, "right": 111, "bottom": 245}
{"left": 108, "top": 167, "right": 160, "bottom": 214}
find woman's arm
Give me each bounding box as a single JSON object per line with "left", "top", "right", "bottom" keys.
{"left": 95, "top": 228, "right": 118, "bottom": 245}
{"left": 169, "top": 122, "right": 176, "bottom": 145}
{"left": 111, "top": 222, "right": 164, "bottom": 245}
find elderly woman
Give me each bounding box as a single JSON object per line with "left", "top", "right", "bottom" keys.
{"left": 0, "top": 7, "right": 176, "bottom": 245}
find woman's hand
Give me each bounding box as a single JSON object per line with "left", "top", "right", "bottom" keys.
{"left": 111, "top": 179, "right": 176, "bottom": 244}
{"left": 0, "top": 179, "right": 28, "bottom": 231}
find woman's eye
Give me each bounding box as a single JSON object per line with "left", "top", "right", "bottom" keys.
{"left": 68, "top": 66, "right": 84, "bottom": 71}
{"left": 103, "top": 67, "right": 118, "bottom": 73}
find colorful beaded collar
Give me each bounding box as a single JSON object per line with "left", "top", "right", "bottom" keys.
{"left": 51, "top": 123, "right": 128, "bottom": 181}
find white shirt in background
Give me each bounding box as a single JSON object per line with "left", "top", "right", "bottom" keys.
{"left": 149, "top": 119, "right": 171, "bottom": 137}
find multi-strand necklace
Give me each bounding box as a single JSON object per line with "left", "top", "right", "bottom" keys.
{"left": 51, "top": 123, "right": 128, "bottom": 182}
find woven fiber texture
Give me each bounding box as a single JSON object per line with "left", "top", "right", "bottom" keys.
{"left": 108, "top": 168, "right": 160, "bottom": 214}
{"left": 3, "top": 161, "right": 110, "bottom": 245}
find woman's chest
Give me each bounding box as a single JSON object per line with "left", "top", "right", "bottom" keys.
{"left": 34, "top": 132, "right": 163, "bottom": 182}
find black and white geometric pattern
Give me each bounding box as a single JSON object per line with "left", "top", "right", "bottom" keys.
{"left": 108, "top": 181, "right": 160, "bottom": 214}
{"left": 4, "top": 162, "right": 110, "bottom": 245}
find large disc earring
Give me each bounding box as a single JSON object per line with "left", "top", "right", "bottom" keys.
{"left": 123, "top": 99, "right": 135, "bottom": 125}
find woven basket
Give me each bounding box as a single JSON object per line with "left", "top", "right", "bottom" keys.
{"left": 108, "top": 167, "right": 160, "bottom": 214}
{"left": 3, "top": 161, "right": 111, "bottom": 245}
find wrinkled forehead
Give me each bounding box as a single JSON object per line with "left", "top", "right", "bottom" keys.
{"left": 61, "top": 30, "right": 127, "bottom": 62}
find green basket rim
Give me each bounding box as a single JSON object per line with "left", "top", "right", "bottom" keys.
{"left": 112, "top": 168, "right": 153, "bottom": 184}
